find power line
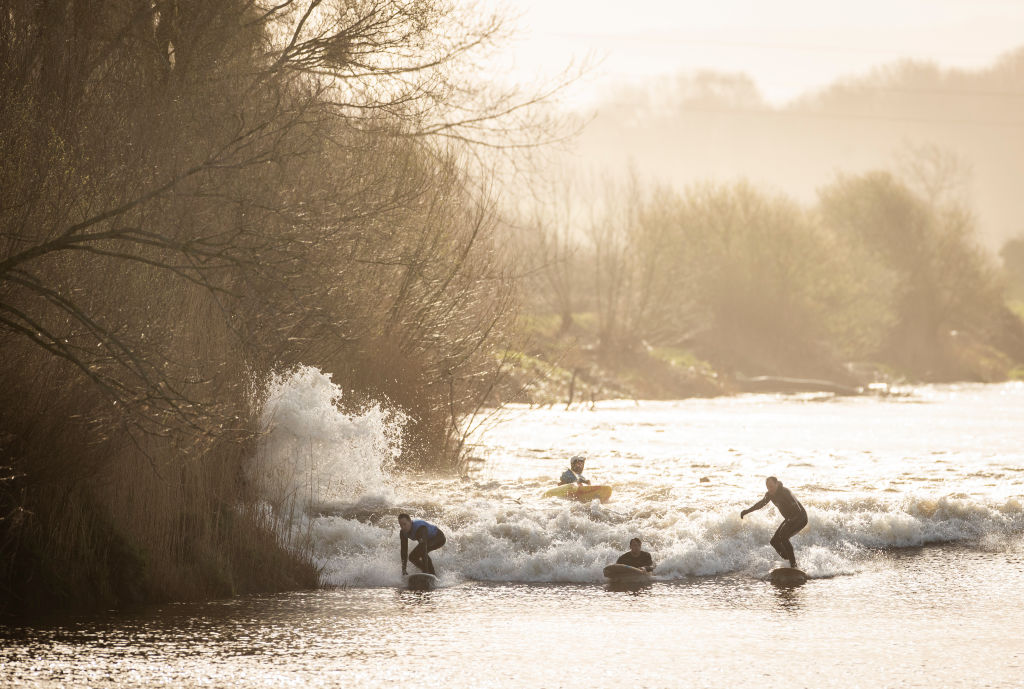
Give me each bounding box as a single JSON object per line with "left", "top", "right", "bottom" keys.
{"left": 546, "top": 30, "right": 1021, "bottom": 63}
{"left": 808, "top": 85, "right": 1024, "bottom": 99}
{"left": 617, "top": 103, "right": 1024, "bottom": 128}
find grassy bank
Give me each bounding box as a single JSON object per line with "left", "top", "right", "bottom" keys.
{"left": 499, "top": 302, "right": 1024, "bottom": 406}
{"left": 508, "top": 175, "right": 1024, "bottom": 403}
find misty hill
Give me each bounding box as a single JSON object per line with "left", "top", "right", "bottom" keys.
{"left": 576, "top": 47, "right": 1024, "bottom": 249}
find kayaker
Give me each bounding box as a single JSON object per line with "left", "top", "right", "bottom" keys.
{"left": 740, "top": 476, "right": 808, "bottom": 568}
{"left": 616, "top": 537, "right": 654, "bottom": 571}
{"left": 399, "top": 513, "right": 446, "bottom": 576}
{"left": 559, "top": 455, "right": 591, "bottom": 485}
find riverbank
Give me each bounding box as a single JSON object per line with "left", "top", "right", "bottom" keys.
{"left": 499, "top": 307, "right": 1024, "bottom": 406}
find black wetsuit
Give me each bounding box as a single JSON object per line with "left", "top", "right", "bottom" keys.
{"left": 742, "top": 485, "right": 807, "bottom": 567}
{"left": 401, "top": 523, "right": 446, "bottom": 575}
{"left": 616, "top": 550, "right": 654, "bottom": 571}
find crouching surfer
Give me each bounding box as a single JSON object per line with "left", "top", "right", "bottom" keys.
{"left": 616, "top": 537, "right": 654, "bottom": 572}
{"left": 399, "top": 513, "right": 446, "bottom": 576}
{"left": 740, "top": 476, "right": 807, "bottom": 568}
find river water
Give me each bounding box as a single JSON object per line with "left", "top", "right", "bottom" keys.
{"left": 3, "top": 372, "right": 1024, "bottom": 688}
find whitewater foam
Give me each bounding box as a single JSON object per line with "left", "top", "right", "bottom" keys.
{"left": 248, "top": 365, "right": 404, "bottom": 549}
{"left": 245, "top": 373, "right": 1024, "bottom": 588}
{"left": 304, "top": 490, "right": 1024, "bottom": 587}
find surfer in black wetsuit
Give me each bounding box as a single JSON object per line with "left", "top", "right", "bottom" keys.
{"left": 398, "top": 513, "right": 446, "bottom": 576}
{"left": 740, "top": 476, "right": 808, "bottom": 568}
{"left": 616, "top": 537, "right": 654, "bottom": 571}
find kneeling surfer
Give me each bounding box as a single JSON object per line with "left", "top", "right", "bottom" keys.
{"left": 398, "top": 513, "right": 446, "bottom": 576}
{"left": 559, "top": 455, "right": 591, "bottom": 485}
{"left": 616, "top": 537, "right": 654, "bottom": 572}
{"left": 740, "top": 476, "right": 807, "bottom": 568}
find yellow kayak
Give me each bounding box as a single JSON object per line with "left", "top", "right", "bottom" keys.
{"left": 542, "top": 483, "right": 613, "bottom": 503}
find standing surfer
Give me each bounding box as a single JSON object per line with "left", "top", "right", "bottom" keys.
{"left": 559, "top": 455, "right": 591, "bottom": 485}
{"left": 399, "top": 513, "right": 446, "bottom": 576}
{"left": 740, "top": 476, "right": 808, "bottom": 568}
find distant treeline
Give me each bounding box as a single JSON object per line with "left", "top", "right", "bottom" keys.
{"left": 578, "top": 49, "right": 1024, "bottom": 250}
{"left": 513, "top": 169, "right": 1024, "bottom": 389}
{"left": 0, "top": 1, "right": 542, "bottom": 614}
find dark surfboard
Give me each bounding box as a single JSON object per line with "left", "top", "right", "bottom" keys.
{"left": 406, "top": 573, "right": 438, "bottom": 590}
{"left": 603, "top": 563, "right": 652, "bottom": 582}
{"left": 769, "top": 567, "right": 807, "bottom": 585}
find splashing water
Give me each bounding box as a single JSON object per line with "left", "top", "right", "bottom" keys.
{"left": 248, "top": 365, "right": 404, "bottom": 552}
{"left": 8, "top": 382, "right": 1024, "bottom": 689}
{"left": 247, "top": 377, "right": 1024, "bottom": 588}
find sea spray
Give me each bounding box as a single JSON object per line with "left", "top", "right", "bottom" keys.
{"left": 249, "top": 365, "right": 405, "bottom": 555}
{"left": 309, "top": 488, "right": 1024, "bottom": 587}
{"left": 243, "top": 378, "right": 1024, "bottom": 588}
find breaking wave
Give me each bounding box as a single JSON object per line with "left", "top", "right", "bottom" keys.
{"left": 306, "top": 488, "right": 1024, "bottom": 587}
{"left": 248, "top": 365, "right": 403, "bottom": 547}
{"left": 248, "top": 369, "right": 1024, "bottom": 587}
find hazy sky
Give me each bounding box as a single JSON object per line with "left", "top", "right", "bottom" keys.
{"left": 489, "top": 0, "right": 1024, "bottom": 105}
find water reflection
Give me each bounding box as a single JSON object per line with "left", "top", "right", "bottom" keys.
{"left": 604, "top": 581, "right": 653, "bottom": 595}
{"left": 396, "top": 590, "right": 437, "bottom": 607}
{"left": 771, "top": 586, "right": 804, "bottom": 614}
{"left": 3, "top": 545, "right": 1024, "bottom": 689}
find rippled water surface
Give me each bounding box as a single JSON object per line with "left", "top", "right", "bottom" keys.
{"left": 3, "top": 381, "right": 1023, "bottom": 687}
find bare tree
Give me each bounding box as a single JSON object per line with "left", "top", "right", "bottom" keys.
{"left": 514, "top": 171, "right": 583, "bottom": 333}
{"left": 0, "top": 0, "right": 566, "bottom": 611}
{"left": 895, "top": 142, "right": 973, "bottom": 209}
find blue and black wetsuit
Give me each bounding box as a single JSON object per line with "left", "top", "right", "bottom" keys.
{"left": 559, "top": 469, "right": 589, "bottom": 485}
{"left": 742, "top": 485, "right": 807, "bottom": 567}
{"left": 400, "top": 519, "right": 446, "bottom": 575}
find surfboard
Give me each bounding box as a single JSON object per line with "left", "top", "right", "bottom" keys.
{"left": 603, "top": 564, "right": 652, "bottom": 582}
{"left": 769, "top": 567, "right": 807, "bottom": 586}
{"left": 406, "top": 573, "right": 438, "bottom": 590}
{"left": 542, "top": 483, "right": 614, "bottom": 503}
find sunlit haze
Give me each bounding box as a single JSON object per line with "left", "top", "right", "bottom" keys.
{"left": 490, "top": 0, "right": 1024, "bottom": 105}
{"left": 3, "top": 3, "right": 1024, "bottom": 688}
